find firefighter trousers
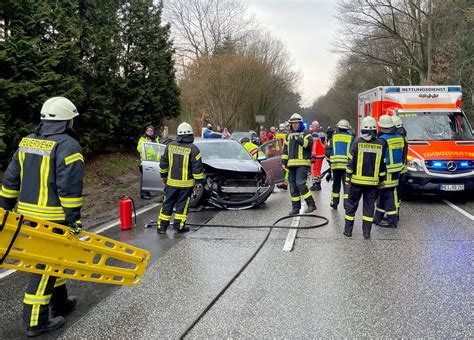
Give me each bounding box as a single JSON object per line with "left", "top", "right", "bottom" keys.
{"left": 344, "top": 185, "right": 378, "bottom": 235}
{"left": 23, "top": 221, "right": 69, "bottom": 328}
{"left": 331, "top": 169, "right": 347, "bottom": 207}
{"left": 288, "top": 166, "right": 315, "bottom": 210}
{"left": 158, "top": 186, "right": 193, "bottom": 230}
{"left": 396, "top": 174, "right": 405, "bottom": 218}
{"left": 374, "top": 187, "right": 398, "bottom": 226}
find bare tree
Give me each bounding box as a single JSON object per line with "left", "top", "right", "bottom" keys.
{"left": 335, "top": 0, "right": 435, "bottom": 83}
{"left": 164, "top": 0, "right": 257, "bottom": 63}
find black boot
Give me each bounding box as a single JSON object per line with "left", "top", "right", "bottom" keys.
{"left": 363, "top": 232, "right": 371, "bottom": 239}
{"left": 330, "top": 202, "right": 338, "bottom": 209}
{"left": 26, "top": 316, "right": 65, "bottom": 337}
{"left": 289, "top": 209, "right": 300, "bottom": 216}
{"left": 175, "top": 226, "right": 190, "bottom": 234}
{"left": 51, "top": 296, "right": 77, "bottom": 318}
{"left": 343, "top": 230, "right": 352, "bottom": 237}
{"left": 378, "top": 220, "right": 397, "bottom": 228}
{"left": 305, "top": 204, "right": 317, "bottom": 214}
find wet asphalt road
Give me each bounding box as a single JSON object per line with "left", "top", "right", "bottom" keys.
{"left": 0, "top": 181, "right": 472, "bottom": 338}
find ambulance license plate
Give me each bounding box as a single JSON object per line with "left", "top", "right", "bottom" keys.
{"left": 440, "top": 184, "right": 465, "bottom": 191}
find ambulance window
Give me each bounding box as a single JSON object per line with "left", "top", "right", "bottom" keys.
{"left": 401, "top": 112, "right": 473, "bottom": 140}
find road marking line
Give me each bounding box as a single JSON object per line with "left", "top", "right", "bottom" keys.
{"left": 283, "top": 203, "right": 305, "bottom": 252}
{"left": 442, "top": 199, "right": 474, "bottom": 221}
{"left": 0, "top": 203, "right": 160, "bottom": 280}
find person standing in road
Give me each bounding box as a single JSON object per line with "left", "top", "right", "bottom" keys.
{"left": 0, "top": 97, "right": 84, "bottom": 337}
{"left": 157, "top": 122, "right": 204, "bottom": 234}
{"left": 344, "top": 116, "right": 387, "bottom": 239}
{"left": 281, "top": 113, "right": 317, "bottom": 215}
{"left": 373, "top": 115, "right": 406, "bottom": 228}
{"left": 310, "top": 120, "right": 326, "bottom": 191}
{"left": 267, "top": 126, "right": 277, "bottom": 141}
{"left": 392, "top": 115, "right": 408, "bottom": 220}
{"left": 137, "top": 126, "right": 159, "bottom": 199}
{"left": 203, "top": 123, "right": 223, "bottom": 138}
{"left": 325, "top": 119, "right": 354, "bottom": 209}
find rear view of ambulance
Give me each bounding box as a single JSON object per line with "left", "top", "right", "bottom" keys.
{"left": 358, "top": 86, "right": 474, "bottom": 194}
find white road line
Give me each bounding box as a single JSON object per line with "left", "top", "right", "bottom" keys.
{"left": 0, "top": 202, "right": 161, "bottom": 280}
{"left": 442, "top": 199, "right": 474, "bottom": 221}
{"left": 283, "top": 204, "right": 305, "bottom": 252}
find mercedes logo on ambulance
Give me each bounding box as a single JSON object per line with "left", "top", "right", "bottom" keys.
{"left": 447, "top": 161, "right": 457, "bottom": 172}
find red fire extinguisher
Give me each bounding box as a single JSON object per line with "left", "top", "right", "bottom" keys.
{"left": 119, "top": 195, "right": 136, "bottom": 230}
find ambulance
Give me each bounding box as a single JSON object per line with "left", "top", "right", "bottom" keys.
{"left": 357, "top": 86, "right": 474, "bottom": 194}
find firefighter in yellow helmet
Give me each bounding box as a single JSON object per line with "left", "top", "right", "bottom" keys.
{"left": 0, "top": 97, "right": 84, "bottom": 336}
{"left": 325, "top": 119, "right": 354, "bottom": 209}
{"left": 157, "top": 122, "right": 204, "bottom": 234}
{"left": 281, "top": 113, "right": 316, "bottom": 215}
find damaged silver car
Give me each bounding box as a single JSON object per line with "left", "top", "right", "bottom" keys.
{"left": 140, "top": 139, "right": 284, "bottom": 210}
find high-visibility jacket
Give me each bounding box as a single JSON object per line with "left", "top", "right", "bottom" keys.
{"left": 379, "top": 132, "right": 406, "bottom": 187}
{"left": 311, "top": 131, "right": 326, "bottom": 161}
{"left": 137, "top": 135, "right": 159, "bottom": 159}
{"left": 244, "top": 142, "right": 264, "bottom": 159}
{"left": 0, "top": 121, "right": 84, "bottom": 223}
{"left": 325, "top": 131, "right": 354, "bottom": 170}
{"left": 396, "top": 127, "right": 409, "bottom": 175}
{"left": 346, "top": 137, "right": 387, "bottom": 186}
{"left": 159, "top": 135, "right": 204, "bottom": 188}
{"left": 281, "top": 128, "right": 313, "bottom": 168}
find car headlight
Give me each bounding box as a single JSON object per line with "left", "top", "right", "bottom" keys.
{"left": 406, "top": 156, "right": 424, "bottom": 172}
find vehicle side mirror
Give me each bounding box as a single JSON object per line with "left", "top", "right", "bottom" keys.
{"left": 257, "top": 155, "right": 267, "bottom": 162}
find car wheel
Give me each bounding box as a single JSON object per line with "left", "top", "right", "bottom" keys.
{"left": 190, "top": 185, "right": 205, "bottom": 207}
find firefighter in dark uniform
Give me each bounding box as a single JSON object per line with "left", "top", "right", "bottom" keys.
{"left": 157, "top": 122, "right": 204, "bottom": 234}
{"left": 281, "top": 113, "right": 316, "bottom": 215}
{"left": 392, "top": 115, "right": 408, "bottom": 220}
{"left": 344, "top": 116, "right": 387, "bottom": 239}
{"left": 0, "top": 97, "right": 84, "bottom": 337}
{"left": 325, "top": 119, "right": 354, "bottom": 209}
{"left": 374, "top": 115, "right": 407, "bottom": 228}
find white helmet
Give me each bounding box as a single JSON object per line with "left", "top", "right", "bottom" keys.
{"left": 40, "top": 97, "right": 78, "bottom": 121}
{"left": 378, "top": 115, "right": 394, "bottom": 128}
{"left": 177, "top": 122, "right": 193, "bottom": 135}
{"left": 279, "top": 123, "right": 286, "bottom": 130}
{"left": 336, "top": 119, "right": 351, "bottom": 130}
{"left": 392, "top": 115, "right": 403, "bottom": 128}
{"left": 288, "top": 113, "right": 303, "bottom": 123}
{"left": 311, "top": 120, "right": 320, "bottom": 128}
{"left": 360, "top": 116, "right": 377, "bottom": 131}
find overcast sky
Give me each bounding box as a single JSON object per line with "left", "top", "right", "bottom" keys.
{"left": 244, "top": 0, "right": 340, "bottom": 107}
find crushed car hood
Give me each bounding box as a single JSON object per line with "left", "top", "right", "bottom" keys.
{"left": 203, "top": 159, "right": 261, "bottom": 172}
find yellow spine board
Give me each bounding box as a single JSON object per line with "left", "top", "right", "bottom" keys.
{"left": 0, "top": 209, "right": 150, "bottom": 286}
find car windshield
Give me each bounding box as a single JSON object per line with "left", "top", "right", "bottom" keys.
{"left": 399, "top": 111, "right": 474, "bottom": 140}
{"left": 197, "top": 141, "right": 254, "bottom": 161}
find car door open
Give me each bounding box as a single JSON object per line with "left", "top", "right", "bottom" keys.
{"left": 141, "top": 142, "right": 166, "bottom": 193}
{"left": 258, "top": 139, "right": 284, "bottom": 184}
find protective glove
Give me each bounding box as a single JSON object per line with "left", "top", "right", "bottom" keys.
{"left": 162, "top": 178, "right": 167, "bottom": 186}
{"left": 325, "top": 170, "right": 332, "bottom": 182}
{"left": 377, "top": 181, "right": 385, "bottom": 190}
{"left": 68, "top": 221, "right": 83, "bottom": 235}
{"left": 345, "top": 177, "right": 352, "bottom": 187}
{"left": 280, "top": 164, "right": 287, "bottom": 172}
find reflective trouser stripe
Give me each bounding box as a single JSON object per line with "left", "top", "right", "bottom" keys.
{"left": 345, "top": 214, "right": 355, "bottom": 221}
{"left": 159, "top": 212, "right": 171, "bottom": 221}
{"left": 29, "top": 274, "right": 50, "bottom": 327}
{"left": 331, "top": 193, "right": 340, "bottom": 198}
{"left": 291, "top": 195, "right": 300, "bottom": 202}
{"left": 376, "top": 207, "right": 385, "bottom": 213}
{"left": 387, "top": 210, "right": 398, "bottom": 215}
{"left": 23, "top": 293, "right": 52, "bottom": 305}
{"left": 362, "top": 216, "right": 374, "bottom": 222}
{"left": 303, "top": 190, "right": 312, "bottom": 200}
{"left": 343, "top": 194, "right": 349, "bottom": 199}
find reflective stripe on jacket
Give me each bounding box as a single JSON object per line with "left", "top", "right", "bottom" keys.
{"left": 159, "top": 137, "right": 204, "bottom": 188}
{"left": 379, "top": 133, "right": 406, "bottom": 174}
{"left": 346, "top": 137, "right": 387, "bottom": 186}
{"left": 325, "top": 131, "right": 354, "bottom": 170}
{"left": 244, "top": 142, "right": 264, "bottom": 159}
{"left": 281, "top": 129, "right": 313, "bottom": 168}
{"left": 0, "top": 123, "right": 84, "bottom": 223}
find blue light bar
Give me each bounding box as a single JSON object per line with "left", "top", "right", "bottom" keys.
{"left": 385, "top": 87, "right": 400, "bottom": 93}
{"left": 460, "top": 162, "right": 469, "bottom": 167}
{"left": 433, "top": 161, "right": 443, "bottom": 167}
{"left": 448, "top": 86, "right": 462, "bottom": 92}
